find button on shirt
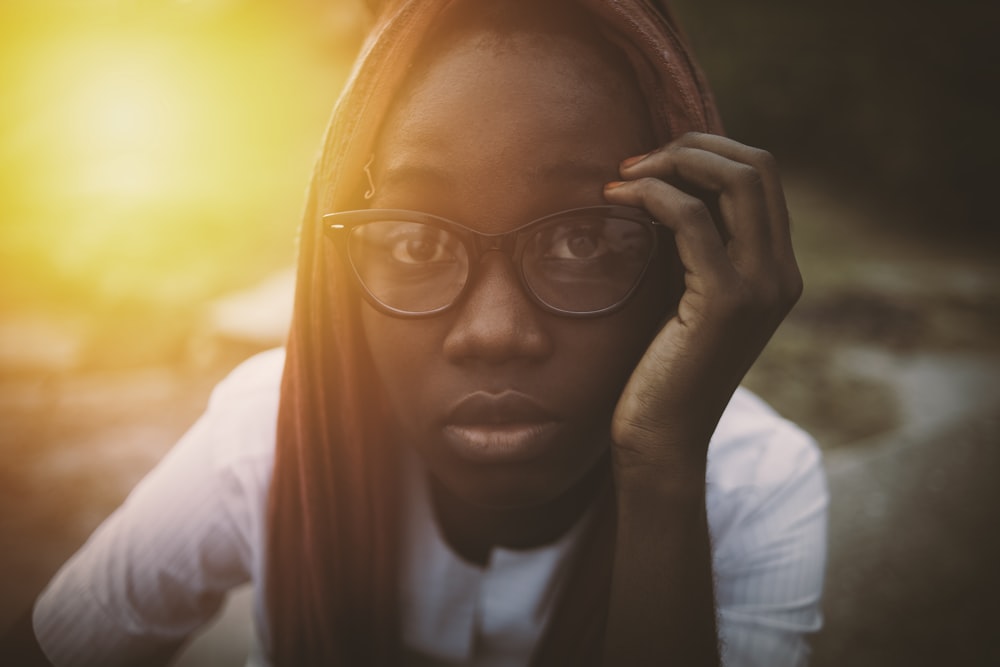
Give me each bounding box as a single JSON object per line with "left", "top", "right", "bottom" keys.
{"left": 34, "top": 348, "right": 828, "bottom": 667}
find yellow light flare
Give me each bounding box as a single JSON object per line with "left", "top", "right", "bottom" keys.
{"left": 58, "top": 50, "right": 193, "bottom": 199}
{"left": 0, "top": 3, "right": 362, "bottom": 311}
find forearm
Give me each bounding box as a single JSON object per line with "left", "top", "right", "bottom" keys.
{"left": 602, "top": 462, "right": 720, "bottom": 667}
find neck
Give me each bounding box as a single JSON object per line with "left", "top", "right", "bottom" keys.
{"left": 428, "top": 454, "right": 610, "bottom": 566}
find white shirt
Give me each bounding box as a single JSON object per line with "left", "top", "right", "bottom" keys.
{"left": 34, "top": 348, "right": 828, "bottom": 666}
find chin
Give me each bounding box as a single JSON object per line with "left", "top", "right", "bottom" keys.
{"left": 444, "top": 447, "right": 609, "bottom": 512}
{"left": 463, "top": 476, "right": 568, "bottom": 511}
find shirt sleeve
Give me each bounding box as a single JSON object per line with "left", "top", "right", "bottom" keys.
{"left": 708, "top": 393, "right": 829, "bottom": 667}
{"left": 32, "top": 352, "right": 281, "bottom": 667}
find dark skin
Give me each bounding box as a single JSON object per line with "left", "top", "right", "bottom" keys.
{"left": 364, "top": 29, "right": 801, "bottom": 667}
{"left": 365, "top": 33, "right": 668, "bottom": 558}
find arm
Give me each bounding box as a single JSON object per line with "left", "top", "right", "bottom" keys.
{"left": 601, "top": 133, "right": 804, "bottom": 665}
{"left": 604, "top": 446, "right": 718, "bottom": 665}
{"left": 25, "top": 352, "right": 280, "bottom": 666}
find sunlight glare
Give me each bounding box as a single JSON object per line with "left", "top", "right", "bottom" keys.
{"left": 0, "top": 1, "right": 361, "bottom": 312}
{"left": 59, "top": 49, "right": 192, "bottom": 198}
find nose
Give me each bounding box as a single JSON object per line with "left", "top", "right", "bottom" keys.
{"left": 443, "top": 252, "right": 553, "bottom": 365}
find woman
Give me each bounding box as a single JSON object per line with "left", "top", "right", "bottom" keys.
{"left": 16, "top": 0, "right": 827, "bottom": 665}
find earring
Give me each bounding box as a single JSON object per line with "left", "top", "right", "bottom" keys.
{"left": 363, "top": 154, "right": 375, "bottom": 200}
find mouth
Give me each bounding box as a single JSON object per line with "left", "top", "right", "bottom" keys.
{"left": 443, "top": 392, "right": 561, "bottom": 463}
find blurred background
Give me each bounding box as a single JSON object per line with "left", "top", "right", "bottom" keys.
{"left": 1, "top": 0, "right": 997, "bottom": 665}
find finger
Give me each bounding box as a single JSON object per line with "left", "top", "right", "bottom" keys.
{"left": 621, "top": 145, "right": 773, "bottom": 275}
{"left": 603, "top": 177, "right": 739, "bottom": 291}
{"left": 668, "top": 134, "right": 801, "bottom": 296}
{"left": 624, "top": 133, "right": 794, "bottom": 262}
{"left": 672, "top": 133, "right": 794, "bottom": 262}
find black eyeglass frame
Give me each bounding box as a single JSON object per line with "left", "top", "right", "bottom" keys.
{"left": 322, "top": 205, "right": 663, "bottom": 319}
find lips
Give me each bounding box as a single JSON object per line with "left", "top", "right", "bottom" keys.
{"left": 443, "top": 391, "right": 561, "bottom": 463}
{"left": 447, "top": 391, "right": 556, "bottom": 425}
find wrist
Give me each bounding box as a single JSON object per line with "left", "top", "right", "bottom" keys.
{"left": 611, "top": 445, "right": 708, "bottom": 509}
{"left": 612, "top": 460, "right": 710, "bottom": 559}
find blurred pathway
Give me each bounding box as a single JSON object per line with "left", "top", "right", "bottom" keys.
{"left": 815, "top": 349, "right": 1000, "bottom": 666}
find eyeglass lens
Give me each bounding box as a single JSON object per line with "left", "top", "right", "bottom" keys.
{"left": 347, "top": 214, "right": 653, "bottom": 314}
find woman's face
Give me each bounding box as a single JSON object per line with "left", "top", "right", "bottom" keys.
{"left": 362, "top": 30, "right": 671, "bottom": 510}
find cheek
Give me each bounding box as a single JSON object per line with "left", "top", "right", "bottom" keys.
{"left": 572, "top": 266, "right": 675, "bottom": 396}
{"left": 549, "top": 308, "right": 664, "bottom": 416}
{"left": 359, "top": 307, "right": 440, "bottom": 425}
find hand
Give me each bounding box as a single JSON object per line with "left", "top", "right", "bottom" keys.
{"left": 603, "top": 133, "right": 802, "bottom": 477}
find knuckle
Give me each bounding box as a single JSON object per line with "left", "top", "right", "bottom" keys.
{"left": 629, "top": 177, "right": 665, "bottom": 200}
{"left": 659, "top": 142, "right": 682, "bottom": 158}
{"left": 633, "top": 176, "right": 661, "bottom": 190}
{"left": 750, "top": 147, "right": 778, "bottom": 172}
{"left": 676, "top": 131, "right": 702, "bottom": 146}
{"left": 678, "top": 197, "right": 711, "bottom": 222}
{"left": 732, "top": 163, "right": 763, "bottom": 189}
{"left": 661, "top": 143, "right": 691, "bottom": 165}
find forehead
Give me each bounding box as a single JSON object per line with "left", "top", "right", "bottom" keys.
{"left": 371, "top": 31, "right": 652, "bottom": 225}
{"left": 387, "top": 30, "right": 649, "bottom": 147}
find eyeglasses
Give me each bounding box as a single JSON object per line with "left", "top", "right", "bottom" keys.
{"left": 323, "top": 205, "right": 663, "bottom": 318}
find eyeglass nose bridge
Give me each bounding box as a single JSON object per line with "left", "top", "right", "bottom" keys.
{"left": 469, "top": 229, "right": 520, "bottom": 259}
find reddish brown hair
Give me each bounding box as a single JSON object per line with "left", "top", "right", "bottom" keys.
{"left": 265, "top": 1, "right": 722, "bottom": 664}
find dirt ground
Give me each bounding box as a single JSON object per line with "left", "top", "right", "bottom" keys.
{"left": 1, "top": 177, "right": 998, "bottom": 665}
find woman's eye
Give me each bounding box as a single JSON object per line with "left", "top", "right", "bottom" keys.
{"left": 389, "top": 231, "right": 455, "bottom": 264}
{"left": 544, "top": 224, "right": 609, "bottom": 260}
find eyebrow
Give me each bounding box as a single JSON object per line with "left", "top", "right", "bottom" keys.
{"left": 526, "top": 159, "right": 616, "bottom": 183}
{"left": 378, "top": 159, "right": 615, "bottom": 191}
{"left": 378, "top": 163, "right": 453, "bottom": 191}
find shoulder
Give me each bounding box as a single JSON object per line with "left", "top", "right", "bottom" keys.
{"left": 30, "top": 349, "right": 288, "bottom": 663}
{"left": 706, "top": 388, "right": 828, "bottom": 664}
{"left": 707, "top": 386, "right": 823, "bottom": 495}
{"left": 208, "top": 347, "right": 286, "bottom": 407}
{"left": 197, "top": 347, "right": 287, "bottom": 470}
{"left": 108, "top": 347, "right": 287, "bottom": 527}
{"left": 706, "top": 387, "right": 827, "bottom": 571}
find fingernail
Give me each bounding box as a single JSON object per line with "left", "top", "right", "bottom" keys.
{"left": 604, "top": 180, "right": 627, "bottom": 190}
{"left": 620, "top": 151, "right": 652, "bottom": 169}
